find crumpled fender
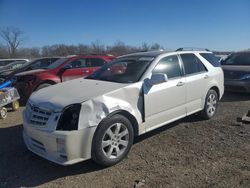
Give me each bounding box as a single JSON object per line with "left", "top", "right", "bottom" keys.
{"left": 78, "top": 82, "right": 144, "bottom": 131}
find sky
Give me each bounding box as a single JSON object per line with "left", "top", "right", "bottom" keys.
{"left": 0, "top": 0, "right": 250, "bottom": 51}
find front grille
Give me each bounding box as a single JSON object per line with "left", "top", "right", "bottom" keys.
{"left": 26, "top": 102, "right": 52, "bottom": 126}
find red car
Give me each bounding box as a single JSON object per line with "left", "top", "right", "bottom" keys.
{"left": 14, "top": 55, "right": 114, "bottom": 102}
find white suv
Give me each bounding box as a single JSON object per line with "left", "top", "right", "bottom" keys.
{"left": 23, "top": 49, "right": 224, "bottom": 166}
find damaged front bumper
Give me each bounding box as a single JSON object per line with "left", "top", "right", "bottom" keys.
{"left": 23, "top": 112, "right": 96, "bottom": 165}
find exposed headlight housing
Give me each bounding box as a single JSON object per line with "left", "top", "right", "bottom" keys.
{"left": 57, "top": 104, "right": 81, "bottom": 131}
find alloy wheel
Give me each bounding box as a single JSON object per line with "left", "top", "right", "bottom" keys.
{"left": 101, "top": 123, "right": 129, "bottom": 159}
{"left": 206, "top": 93, "right": 217, "bottom": 116}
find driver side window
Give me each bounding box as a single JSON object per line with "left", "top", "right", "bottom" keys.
{"left": 153, "top": 55, "right": 182, "bottom": 79}
{"left": 69, "top": 58, "right": 88, "bottom": 68}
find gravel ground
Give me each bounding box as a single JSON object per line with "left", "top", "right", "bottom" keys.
{"left": 0, "top": 92, "right": 250, "bottom": 188}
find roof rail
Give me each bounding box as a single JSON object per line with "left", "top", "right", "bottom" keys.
{"left": 176, "top": 47, "right": 210, "bottom": 52}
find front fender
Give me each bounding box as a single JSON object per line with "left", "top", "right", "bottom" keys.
{"left": 78, "top": 83, "right": 144, "bottom": 132}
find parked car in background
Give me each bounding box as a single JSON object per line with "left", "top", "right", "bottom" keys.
{"left": 0, "top": 60, "right": 27, "bottom": 72}
{"left": 221, "top": 51, "right": 250, "bottom": 92}
{"left": 0, "top": 57, "right": 60, "bottom": 82}
{"left": 15, "top": 55, "right": 114, "bottom": 102}
{"left": 0, "top": 59, "right": 29, "bottom": 67}
{"left": 22, "top": 49, "right": 224, "bottom": 166}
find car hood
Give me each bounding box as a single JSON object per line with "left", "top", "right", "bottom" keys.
{"left": 15, "top": 69, "right": 45, "bottom": 76}
{"left": 29, "top": 78, "right": 128, "bottom": 111}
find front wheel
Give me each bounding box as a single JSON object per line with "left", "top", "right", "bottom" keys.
{"left": 0, "top": 107, "right": 8, "bottom": 119}
{"left": 200, "top": 89, "right": 219, "bottom": 120}
{"left": 92, "top": 114, "right": 134, "bottom": 166}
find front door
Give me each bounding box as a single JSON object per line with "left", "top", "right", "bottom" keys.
{"left": 144, "top": 55, "right": 186, "bottom": 132}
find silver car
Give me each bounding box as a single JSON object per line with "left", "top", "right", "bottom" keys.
{"left": 23, "top": 49, "right": 224, "bottom": 166}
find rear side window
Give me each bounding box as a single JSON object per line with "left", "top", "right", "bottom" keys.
{"left": 153, "top": 55, "right": 182, "bottom": 79}
{"left": 90, "top": 58, "right": 106, "bottom": 67}
{"left": 200, "top": 53, "right": 220, "bottom": 67}
{"left": 180, "top": 54, "right": 207, "bottom": 75}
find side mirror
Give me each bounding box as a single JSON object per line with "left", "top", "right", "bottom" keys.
{"left": 58, "top": 64, "right": 73, "bottom": 76}
{"left": 62, "top": 64, "right": 72, "bottom": 70}
{"left": 147, "top": 73, "right": 168, "bottom": 86}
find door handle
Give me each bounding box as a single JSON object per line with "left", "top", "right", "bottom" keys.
{"left": 176, "top": 81, "right": 185, "bottom": 87}
{"left": 204, "top": 75, "right": 209, "bottom": 79}
{"left": 82, "top": 70, "right": 89, "bottom": 73}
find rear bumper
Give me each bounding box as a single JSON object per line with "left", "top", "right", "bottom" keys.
{"left": 224, "top": 80, "right": 250, "bottom": 93}
{"left": 23, "top": 113, "right": 96, "bottom": 165}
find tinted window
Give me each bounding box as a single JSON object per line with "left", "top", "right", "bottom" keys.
{"left": 153, "top": 55, "right": 182, "bottom": 79}
{"left": 181, "top": 54, "right": 207, "bottom": 75}
{"left": 90, "top": 58, "right": 105, "bottom": 67}
{"left": 69, "top": 58, "right": 88, "bottom": 68}
{"left": 222, "top": 53, "right": 250, "bottom": 66}
{"left": 200, "top": 53, "right": 221, "bottom": 67}
{"left": 30, "top": 59, "right": 50, "bottom": 69}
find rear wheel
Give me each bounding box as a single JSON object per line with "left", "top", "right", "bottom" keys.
{"left": 12, "top": 101, "right": 20, "bottom": 111}
{"left": 92, "top": 114, "right": 134, "bottom": 166}
{"left": 200, "top": 89, "right": 219, "bottom": 119}
{"left": 0, "top": 107, "right": 7, "bottom": 119}
{"left": 35, "top": 83, "right": 52, "bottom": 91}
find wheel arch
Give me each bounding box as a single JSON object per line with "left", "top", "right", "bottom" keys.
{"left": 209, "top": 85, "right": 220, "bottom": 99}
{"left": 105, "top": 110, "right": 139, "bottom": 137}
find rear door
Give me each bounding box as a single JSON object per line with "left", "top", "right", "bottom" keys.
{"left": 61, "top": 58, "right": 90, "bottom": 82}
{"left": 179, "top": 53, "right": 209, "bottom": 115}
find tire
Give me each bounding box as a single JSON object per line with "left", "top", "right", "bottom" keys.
{"left": 12, "top": 100, "right": 20, "bottom": 111}
{"left": 92, "top": 114, "right": 134, "bottom": 166}
{"left": 35, "top": 83, "right": 52, "bottom": 91}
{"left": 0, "top": 107, "right": 7, "bottom": 119}
{"left": 200, "top": 89, "right": 219, "bottom": 120}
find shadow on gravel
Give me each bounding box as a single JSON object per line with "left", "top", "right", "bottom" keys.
{"left": 221, "top": 91, "right": 250, "bottom": 102}
{"left": 0, "top": 115, "right": 203, "bottom": 187}
{"left": 134, "top": 114, "right": 202, "bottom": 144}
{"left": 0, "top": 124, "right": 104, "bottom": 188}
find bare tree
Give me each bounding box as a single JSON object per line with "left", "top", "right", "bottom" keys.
{"left": 151, "top": 43, "right": 162, "bottom": 50}
{"left": 141, "top": 42, "right": 150, "bottom": 51}
{"left": 91, "top": 40, "right": 105, "bottom": 54}
{"left": 0, "top": 27, "right": 25, "bottom": 57}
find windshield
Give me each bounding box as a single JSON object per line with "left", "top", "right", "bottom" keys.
{"left": 46, "top": 58, "right": 68, "bottom": 69}
{"left": 222, "top": 53, "right": 250, "bottom": 66}
{"left": 86, "top": 57, "right": 153, "bottom": 83}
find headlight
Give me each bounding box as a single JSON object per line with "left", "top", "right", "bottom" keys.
{"left": 57, "top": 104, "right": 81, "bottom": 131}
{"left": 241, "top": 74, "right": 250, "bottom": 80}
